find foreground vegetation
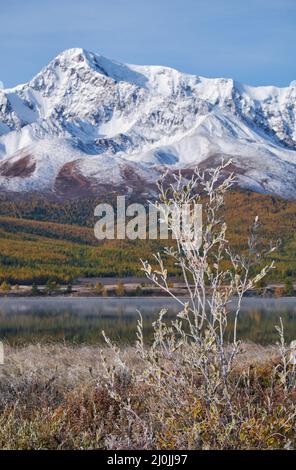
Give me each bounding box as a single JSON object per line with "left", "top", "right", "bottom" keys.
{"left": 0, "top": 342, "right": 295, "bottom": 450}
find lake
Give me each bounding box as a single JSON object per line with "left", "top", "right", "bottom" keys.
{"left": 0, "top": 296, "right": 295, "bottom": 345}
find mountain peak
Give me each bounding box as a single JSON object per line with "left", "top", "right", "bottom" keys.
{"left": 0, "top": 50, "right": 296, "bottom": 199}
{"left": 32, "top": 47, "right": 150, "bottom": 91}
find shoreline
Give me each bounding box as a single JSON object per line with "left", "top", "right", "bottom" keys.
{"left": 0, "top": 286, "right": 294, "bottom": 299}
{"left": 1, "top": 292, "right": 296, "bottom": 300}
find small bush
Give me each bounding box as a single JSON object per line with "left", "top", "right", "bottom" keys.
{"left": 0, "top": 281, "right": 10, "bottom": 292}
{"left": 31, "top": 283, "right": 40, "bottom": 295}
{"left": 115, "top": 282, "right": 125, "bottom": 297}
{"left": 284, "top": 278, "right": 294, "bottom": 296}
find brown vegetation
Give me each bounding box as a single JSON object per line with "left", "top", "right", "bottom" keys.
{"left": 0, "top": 343, "right": 294, "bottom": 450}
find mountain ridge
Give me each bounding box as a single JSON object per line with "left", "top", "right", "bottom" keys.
{"left": 0, "top": 48, "right": 296, "bottom": 198}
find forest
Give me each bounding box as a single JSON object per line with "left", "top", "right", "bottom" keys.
{"left": 0, "top": 189, "right": 296, "bottom": 285}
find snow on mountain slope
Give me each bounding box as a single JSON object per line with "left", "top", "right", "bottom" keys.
{"left": 0, "top": 47, "right": 296, "bottom": 198}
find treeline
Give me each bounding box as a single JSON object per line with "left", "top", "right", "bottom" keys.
{"left": 0, "top": 216, "right": 96, "bottom": 245}
{"left": 0, "top": 190, "right": 296, "bottom": 284}
{"left": 0, "top": 193, "right": 141, "bottom": 227}
{"left": 0, "top": 220, "right": 179, "bottom": 284}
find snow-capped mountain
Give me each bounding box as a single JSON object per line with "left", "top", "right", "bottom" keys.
{"left": 1, "top": 47, "right": 296, "bottom": 198}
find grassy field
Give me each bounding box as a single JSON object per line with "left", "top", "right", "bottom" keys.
{"left": 0, "top": 342, "right": 295, "bottom": 450}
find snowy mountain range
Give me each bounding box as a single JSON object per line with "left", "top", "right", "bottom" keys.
{"left": 0, "top": 47, "right": 296, "bottom": 199}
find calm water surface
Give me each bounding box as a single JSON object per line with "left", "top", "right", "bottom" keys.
{"left": 0, "top": 297, "right": 295, "bottom": 345}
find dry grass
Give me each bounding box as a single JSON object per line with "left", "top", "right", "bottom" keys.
{"left": 0, "top": 342, "right": 294, "bottom": 450}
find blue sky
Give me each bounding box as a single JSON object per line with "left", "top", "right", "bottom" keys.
{"left": 0, "top": 0, "right": 295, "bottom": 88}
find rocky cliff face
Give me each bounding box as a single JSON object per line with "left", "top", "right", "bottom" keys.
{"left": 0, "top": 48, "right": 296, "bottom": 198}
